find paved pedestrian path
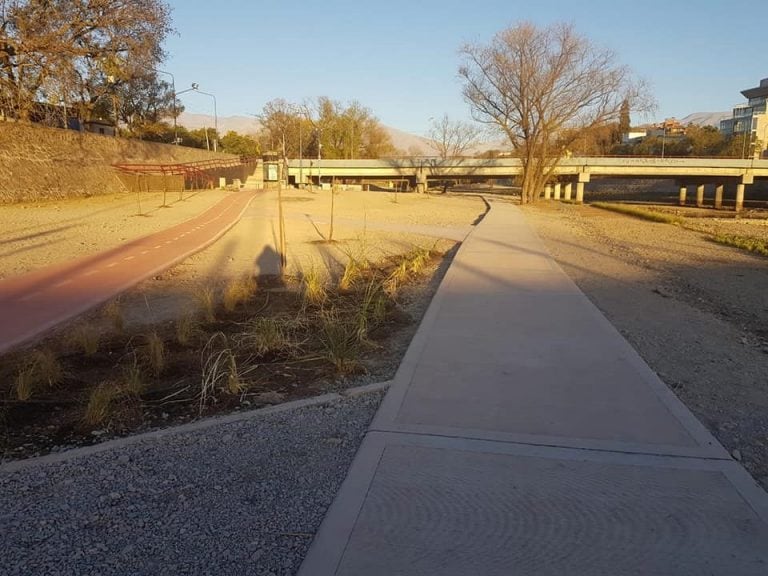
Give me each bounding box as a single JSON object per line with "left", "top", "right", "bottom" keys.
{"left": 0, "top": 190, "right": 259, "bottom": 353}
{"left": 299, "top": 201, "right": 768, "bottom": 575}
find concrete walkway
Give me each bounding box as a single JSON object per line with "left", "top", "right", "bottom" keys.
{"left": 299, "top": 201, "right": 768, "bottom": 575}
{"left": 0, "top": 190, "right": 258, "bottom": 353}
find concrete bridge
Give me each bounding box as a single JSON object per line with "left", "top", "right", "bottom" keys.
{"left": 286, "top": 157, "right": 768, "bottom": 211}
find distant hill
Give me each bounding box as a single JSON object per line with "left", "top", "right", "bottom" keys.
{"left": 679, "top": 112, "right": 730, "bottom": 127}
{"left": 178, "top": 112, "right": 260, "bottom": 136}
{"left": 178, "top": 112, "right": 435, "bottom": 153}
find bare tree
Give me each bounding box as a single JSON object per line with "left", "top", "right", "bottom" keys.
{"left": 427, "top": 114, "right": 482, "bottom": 158}
{"left": 459, "top": 22, "right": 652, "bottom": 203}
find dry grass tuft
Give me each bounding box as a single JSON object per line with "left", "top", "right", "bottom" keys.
{"left": 71, "top": 325, "right": 101, "bottom": 356}
{"left": 240, "top": 316, "right": 294, "bottom": 357}
{"left": 338, "top": 258, "right": 362, "bottom": 292}
{"left": 144, "top": 331, "right": 165, "bottom": 377}
{"left": 319, "top": 308, "right": 364, "bottom": 375}
{"left": 302, "top": 266, "right": 327, "bottom": 308}
{"left": 175, "top": 314, "right": 200, "bottom": 346}
{"left": 13, "top": 349, "right": 63, "bottom": 401}
{"left": 83, "top": 381, "right": 123, "bottom": 426}
{"left": 223, "top": 275, "right": 256, "bottom": 312}
{"left": 103, "top": 299, "right": 125, "bottom": 333}
{"left": 195, "top": 284, "right": 217, "bottom": 323}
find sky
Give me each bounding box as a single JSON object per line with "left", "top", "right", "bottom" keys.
{"left": 164, "top": 0, "right": 766, "bottom": 135}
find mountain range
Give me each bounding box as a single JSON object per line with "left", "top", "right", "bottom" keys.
{"left": 178, "top": 110, "right": 733, "bottom": 153}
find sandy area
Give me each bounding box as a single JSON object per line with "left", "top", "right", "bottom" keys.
{"left": 523, "top": 201, "right": 768, "bottom": 491}
{"left": 0, "top": 189, "right": 232, "bottom": 280}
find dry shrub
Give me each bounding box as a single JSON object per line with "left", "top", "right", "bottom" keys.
{"left": 84, "top": 381, "right": 123, "bottom": 426}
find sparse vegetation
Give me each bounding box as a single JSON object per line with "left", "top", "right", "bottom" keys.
{"left": 711, "top": 234, "right": 768, "bottom": 257}
{"left": 0, "top": 245, "right": 447, "bottom": 458}
{"left": 591, "top": 202, "right": 684, "bottom": 225}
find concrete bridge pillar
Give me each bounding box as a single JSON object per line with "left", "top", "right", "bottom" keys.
{"left": 736, "top": 184, "right": 745, "bottom": 212}
{"left": 715, "top": 184, "right": 724, "bottom": 210}
{"left": 563, "top": 182, "right": 573, "bottom": 201}
{"left": 554, "top": 183, "right": 561, "bottom": 200}
{"left": 696, "top": 184, "right": 705, "bottom": 208}
{"left": 576, "top": 182, "right": 585, "bottom": 204}
{"left": 679, "top": 185, "right": 687, "bottom": 206}
{"left": 544, "top": 184, "right": 552, "bottom": 200}
{"left": 416, "top": 171, "right": 428, "bottom": 194}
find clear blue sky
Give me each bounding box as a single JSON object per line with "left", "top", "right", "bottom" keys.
{"left": 165, "top": 0, "right": 765, "bottom": 134}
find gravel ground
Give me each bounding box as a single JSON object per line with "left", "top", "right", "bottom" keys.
{"left": 0, "top": 390, "right": 384, "bottom": 576}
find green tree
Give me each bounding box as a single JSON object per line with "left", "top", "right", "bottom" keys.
{"left": 459, "top": 22, "right": 652, "bottom": 203}
{"left": 220, "top": 131, "right": 260, "bottom": 156}
{"left": 685, "top": 125, "right": 725, "bottom": 157}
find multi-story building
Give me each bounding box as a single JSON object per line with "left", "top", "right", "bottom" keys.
{"left": 720, "top": 77, "right": 768, "bottom": 157}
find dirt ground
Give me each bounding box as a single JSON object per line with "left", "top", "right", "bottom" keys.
{"left": 523, "top": 200, "right": 768, "bottom": 491}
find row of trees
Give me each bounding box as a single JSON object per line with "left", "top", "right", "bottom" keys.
{"left": 255, "top": 97, "right": 395, "bottom": 160}
{"left": 0, "top": 0, "right": 177, "bottom": 134}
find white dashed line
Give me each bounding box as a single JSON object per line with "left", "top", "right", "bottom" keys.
{"left": 18, "top": 291, "right": 42, "bottom": 302}
{"left": 154, "top": 245, "right": 162, "bottom": 249}
{"left": 141, "top": 250, "right": 149, "bottom": 255}
{"left": 53, "top": 279, "right": 73, "bottom": 288}
{"left": 82, "top": 270, "right": 98, "bottom": 277}
{"left": 106, "top": 262, "right": 117, "bottom": 268}
{"left": 123, "top": 256, "right": 135, "bottom": 261}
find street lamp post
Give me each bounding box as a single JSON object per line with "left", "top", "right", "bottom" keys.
{"left": 192, "top": 85, "right": 218, "bottom": 152}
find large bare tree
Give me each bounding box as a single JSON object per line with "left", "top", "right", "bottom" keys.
{"left": 459, "top": 22, "right": 652, "bottom": 203}
{"left": 427, "top": 113, "right": 482, "bottom": 158}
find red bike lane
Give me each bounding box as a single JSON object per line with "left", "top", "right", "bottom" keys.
{"left": 0, "top": 190, "right": 260, "bottom": 354}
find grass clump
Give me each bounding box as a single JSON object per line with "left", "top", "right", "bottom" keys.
{"left": 84, "top": 381, "right": 123, "bottom": 426}
{"left": 144, "top": 332, "right": 165, "bottom": 377}
{"left": 13, "top": 349, "right": 63, "bottom": 401}
{"left": 591, "top": 202, "right": 684, "bottom": 225}
{"left": 339, "top": 258, "right": 362, "bottom": 292}
{"left": 319, "top": 309, "right": 364, "bottom": 375}
{"left": 195, "top": 284, "right": 217, "bottom": 323}
{"left": 200, "top": 333, "right": 250, "bottom": 414}
{"left": 240, "top": 316, "right": 294, "bottom": 357}
{"left": 103, "top": 299, "right": 125, "bottom": 333}
{"left": 175, "top": 314, "right": 200, "bottom": 346}
{"left": 302, "top": 266, "right": 327, "bottom": 308}
{"left": 223, "top": 275, "right": 256, "bottom": 312}
{"left": 71, "top": 325, "right": 101, "bottom": 356}
{"left": 711, "top": 234, "right": 768, "bottom": 257}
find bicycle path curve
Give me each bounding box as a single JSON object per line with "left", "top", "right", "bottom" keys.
{"left": 0, "top": 190, "right": 260, "bottom": 354}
